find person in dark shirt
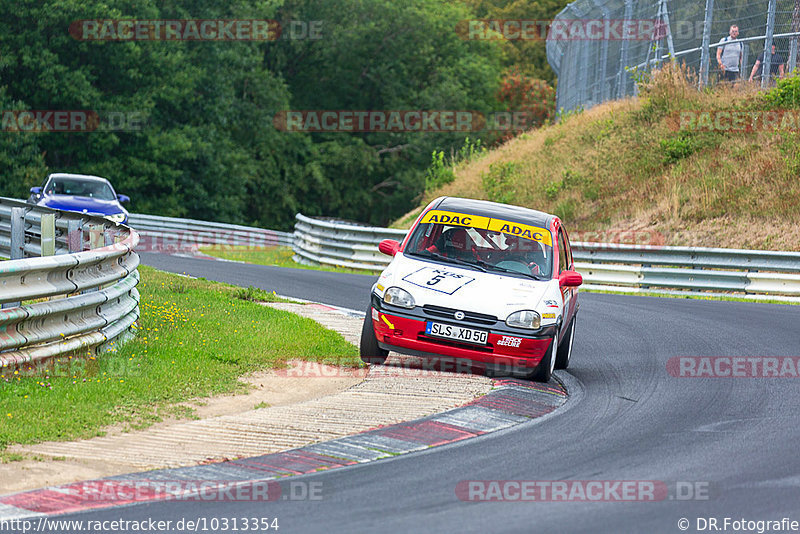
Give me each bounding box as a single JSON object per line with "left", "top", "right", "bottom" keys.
{"left": 749, "top": 44, "right": 785, "bottom": 83}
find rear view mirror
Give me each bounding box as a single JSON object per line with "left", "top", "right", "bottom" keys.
{"left": 30, "top": 186, "right": 42, "bottom": 195}
{"left": 378, "top": 239, "right": 400, "bottom": 256}
{"left": 117, "top": 194, "right": 130, "bottom": 203}
{"left": 559, "top": 270, "right": 583, "bottom": 288}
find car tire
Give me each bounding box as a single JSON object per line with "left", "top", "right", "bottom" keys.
{"left": 360, "top": 306, "right": 389, "bottom": 365}
{"left": 529, "top": 334, "right": 558, "bottom": 382}
{"left": 555, "top": 317, "right": 576, "bottom": 370}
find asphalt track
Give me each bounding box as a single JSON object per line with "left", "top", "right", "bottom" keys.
{"left": 57, "top": 253, "right": 800, "bottom": 532}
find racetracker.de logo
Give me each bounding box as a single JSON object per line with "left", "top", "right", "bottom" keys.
{"left": 69, "top": 19, "right": 282, "bottom": 41}
{"left": 667, "top": 357, "right": 800, "bottom": 378}
{"left": 672, "top": 110, "right": 800, "bottom": 133}
{"left": 273, "top": 111, "right": 538, "bottom": 132}
{"left": 456, "top": 480, "right": 668, "bottom": 502}
{"left": 456, "top": 19, "right": 667, "bottom": 41}
{"left": 1, "top": 110, "right": 145, "bottom": 132}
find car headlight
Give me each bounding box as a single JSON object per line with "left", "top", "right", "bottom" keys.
{"left": 505, "top": 310, "right": 541, "bottom": 330}
{"left": 105, "top": 213, "right": 127, "bottom": 224}
{"left": 383, "top": 287, "right": 416, "bottom": 309}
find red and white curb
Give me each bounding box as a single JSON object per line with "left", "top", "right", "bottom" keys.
{"left": 0, "top": 377, "right": 568, "bottom": 518}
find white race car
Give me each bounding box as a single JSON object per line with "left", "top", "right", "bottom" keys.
{"left": 361, "top": 196, "right": 583, "bottom": 382}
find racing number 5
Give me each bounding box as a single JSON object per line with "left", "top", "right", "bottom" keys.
{"left": 427, "top": 274, "right": 445, "bottom": 286}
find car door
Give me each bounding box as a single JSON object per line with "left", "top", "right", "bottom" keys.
{"left": 557, "top": 226, "right": 578, "bottom": 339}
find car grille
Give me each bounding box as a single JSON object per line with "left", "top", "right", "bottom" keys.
{"left": 417, "top": 333, "right": 495, "bottom": 352}
{"left": 422, "top": 305, "right": 497, "bottom": 326}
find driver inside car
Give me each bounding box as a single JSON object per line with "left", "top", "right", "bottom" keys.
{"left": 426, "top": 227, "right": 477, "bottom": 261}
{"left": 505, "top": 234, "right": 546, "bottom": 275}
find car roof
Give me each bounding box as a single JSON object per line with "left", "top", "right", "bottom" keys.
{"left": 432, "top": 197, "right": 555, "bottom": 229}
{"left": 47, "top": 173, "right": 110, "bottom": 183}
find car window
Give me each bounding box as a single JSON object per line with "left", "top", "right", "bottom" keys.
{"left": 562, "top": 228, "right": 573, "bottom": 270}
{"left": 558, "top": 228, "right": 568, "bottom": 273}
{"left": 405, "top": 218, "right": 554, "bottom": 279}
{"left": 51, "top": 178, "right": 116, "bottom": 200}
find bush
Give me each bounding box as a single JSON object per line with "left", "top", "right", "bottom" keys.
{"left": 764, "top": 73, "right": 800, "bottom": 108}
{"left": 481, "top": 161, "right": 520, "bottom": 204}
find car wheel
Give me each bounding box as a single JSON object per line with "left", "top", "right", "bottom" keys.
{"left": 529, "top": 334, "right": 558, "bottom": 382}
{"left": 360, "top": 306, "right": 389, "bottom": 365}
{"left": 555, "top": 317, "right": 576, "bottom": 370}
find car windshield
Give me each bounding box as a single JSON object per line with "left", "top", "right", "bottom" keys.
{"left": 404, "top": 211, "right": 554, "bottom": 280}
{"left": 45, "top": 178, "right": 116, "bottom": 200}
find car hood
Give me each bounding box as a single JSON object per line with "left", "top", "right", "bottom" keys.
{"left": 39, "top": 195, "right": 126, "bottom": 216}
{"left": 375, "top": 253, "right": 563, "bottom": 325}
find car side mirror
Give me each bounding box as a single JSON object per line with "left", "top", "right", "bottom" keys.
{"left": 378, "top": 239, "right": 400, "bottom": 256}
{"left": 117, "top": 194, "right": 130, "bottom": 203}
{"left": 559, "top": 270, "right": 583, "bottom": 288}
{"left": 30, "top": 186, "right": 42, "bottom": 195}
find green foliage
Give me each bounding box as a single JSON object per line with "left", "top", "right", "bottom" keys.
{"left": 553, "top": 199, "right": 577, "bottom": 221}
{"left": 0, "top": 0, "right": 506, "bottom": 229}
{"left": 660, "top": 131, "right": 716, "bottom": 164}
{"left": 424, "top": 137, "right": 485, "bottom": 192}
{"left": 462, "top": 0, "right": 566, "bottom": 84}
{"left": 544, "top": 169, "right": 598, "bottom": 202}
{"left": 763, "top": 73, "right": 800, "bottom": 108}
{"left": 545, "top": 181, "right": 561, "bottom": 200}
{"left": 481, "top": 161, "right": 520, "bottom": 204}
{"left": 425, "top": 151, "right": 457, "bottom": 191}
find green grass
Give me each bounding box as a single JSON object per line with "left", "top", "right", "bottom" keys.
{"left": 0, "top": 265, "right": 361, "bottom": 450}
{"left": 199, "top": 245, "right": 375, "bottom": 275}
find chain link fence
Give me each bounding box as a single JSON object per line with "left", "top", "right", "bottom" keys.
{"left": 547, "top": 0, "right": 800, "bottom": 113}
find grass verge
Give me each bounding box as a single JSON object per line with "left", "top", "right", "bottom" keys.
{"left": 0, "top": 265, "right": 361, "bottom": 453}
{"left": 198, "top": 245, "right": 376, "bottom": 275}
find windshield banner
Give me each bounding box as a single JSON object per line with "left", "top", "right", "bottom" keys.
{"left": 419, "top": 210, "right": 552, "bottom": 246}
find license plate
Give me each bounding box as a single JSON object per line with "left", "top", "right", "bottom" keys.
{"left": 425, "top": 322, "right": 488, "bottom": 345}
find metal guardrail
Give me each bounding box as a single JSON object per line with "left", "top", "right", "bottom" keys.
{"left": 128, "top": 213, "right": 293, "bottom": 253}
{"left": 572, "top": 242, "right": 800, "bottom": 301}
{"left": 293, "top": 213, "right": 408, "bottom": 271}
{"left": 0, "top": 197, "right": 140, "bottom": 369}
{"left": 292, "top": 214, "right": 800, "bottom": 300}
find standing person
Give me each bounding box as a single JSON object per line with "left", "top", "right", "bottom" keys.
{"left": 717, "top": 25, "right": 743, "bottom": 83}
{"left": 749, "top": 44, "right": 785, "bottom": 83}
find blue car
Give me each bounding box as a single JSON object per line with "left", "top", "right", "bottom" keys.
{"left": 28, "top": 173, "right": 130, "bottom": 224}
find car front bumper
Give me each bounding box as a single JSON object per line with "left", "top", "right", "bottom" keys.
{"left": 371, "top": 296, "right": 556, "bottom": 373}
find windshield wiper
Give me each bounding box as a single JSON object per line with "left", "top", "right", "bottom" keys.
{"left": 474, "top": 259, "right": 548, "bottom": 281}
{"left": 409, "top": 250, "right": 487, "bottom": 272}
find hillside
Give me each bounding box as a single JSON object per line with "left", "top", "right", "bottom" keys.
{"left": 396, "top": 66, "right": 800, "bottom": 251}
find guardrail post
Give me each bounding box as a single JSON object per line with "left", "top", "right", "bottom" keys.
{"left": 83, "top": 223, "right": 105, "bottom": 294}
{"left": 88, "top": 223, "right": 104, "bottom": 250}
{"left": 9, "top": 207, "right": 24, "bottom": 260}
{"left": 41, "top": 213, "right": 55, "bottom": 257}
{"left": 2, "top": 208, "right": 26, "bottom": 309}
{"left": 67, "top": 220, "right": 82, "bottom": 252}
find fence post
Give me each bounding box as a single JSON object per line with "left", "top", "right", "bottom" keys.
{"left": 790, "top": 0, "right": 800, "bottom": 73}
{"left": 40, "top": 213, "right": 55, "bottom": 257}
{"left": 617, "top": 0, "right": 634, "bottom": 98}
{"left": 762, "top": 0, "right": 777, "bottom": 89}
{"left": 699, "top": 0, "right": 715, "bottom": 88}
